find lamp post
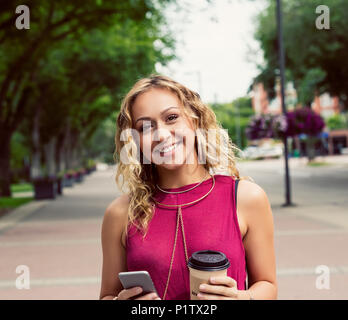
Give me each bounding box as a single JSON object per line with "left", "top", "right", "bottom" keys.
{"left": 276, "top": 0, "right": 293, "bottom": 206}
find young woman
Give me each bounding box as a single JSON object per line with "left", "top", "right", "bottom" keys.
{"left": 99, "top": 74, "right": 277, "bottom": 300}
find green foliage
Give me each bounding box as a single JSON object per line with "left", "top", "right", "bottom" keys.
{"left": 86, "top": 116, "right": 116, "bottom": 164}
{"left": 0, "top": 0, "right": 177, "bottom": 192}
{"left": 10, "top": 131, "right": 30, "bottom": 170}
{"left": 0, "top": 197, "right": 33, "bottom": 208}
{"left": 11, "top": 183, "right": 33, "bottom": 193}
{"left": 326, "top": 114, "right": 348, "bottom": 130}
{"left": 211, "top": 97, "right": 253, "bottom": 149}
{"left": 253, "top": 0, "right": 348, "bottom": 108}
{"left": 296, "top": 68, "right": 326, "bottom": 106}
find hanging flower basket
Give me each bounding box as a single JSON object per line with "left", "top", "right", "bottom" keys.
{"left": 286, "top": 108, "right": 325, "bottom": 137}
{"left": 245, "top": 114, "right": 288, "bottom": 140}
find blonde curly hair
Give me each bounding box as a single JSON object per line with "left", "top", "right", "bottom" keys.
{"left": 114, "top": 74, "right": 241, "bottom": 240}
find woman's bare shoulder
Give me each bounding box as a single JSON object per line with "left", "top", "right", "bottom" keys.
{"left": 105, "top": 194, "right": 130, "bottom": 216}
{"left": 238, "top": 179, "right": 268, "bottom": 200}
{"left": 103, "top": 195, "right": 130, "bottom": 232}
{"left": 102, "top": 194, "right": 130, "bottom": 249}
{"left": 237, "top": 179, "right": 271, "bottom": 217}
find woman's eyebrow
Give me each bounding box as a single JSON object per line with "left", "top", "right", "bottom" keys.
{"left": 135, "top": 106, "right": 179, "bottom": 125}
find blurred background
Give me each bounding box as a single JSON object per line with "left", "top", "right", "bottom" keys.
{"left": 0, "top": 0, "right": 347, "bottom": 300}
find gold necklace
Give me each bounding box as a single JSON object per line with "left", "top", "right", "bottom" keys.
{"left": 155, "top": 171, "right": 209, "bottom": 194}
{"left": 152, "top": 174, "right": 216, "bottom": 300}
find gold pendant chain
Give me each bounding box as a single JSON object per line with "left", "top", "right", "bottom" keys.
{"left": 153, "top": 174, "right": 215, "bottom": 208}
{"left": 152, "top": 175, "right": 216, "bottom": 300}
{"left": 155, "top": 171, "right": 209, "bottom": 194}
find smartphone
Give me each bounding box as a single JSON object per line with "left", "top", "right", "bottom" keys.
{"left": 118, "top": 271, "right": 158, "bottom": 299}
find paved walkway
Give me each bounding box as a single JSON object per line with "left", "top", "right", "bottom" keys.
{"left": 0, "top": 168, "right": 120, "bottom": 300}
{"left": 239, "top": 157, "right": 348, "bottom": 299}
{"left": 0, "top": 157, "right": 347, "bottom": 299}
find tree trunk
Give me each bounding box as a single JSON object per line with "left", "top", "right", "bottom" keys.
{"left": 30, "top": 107, "right": 41, "bottom": 179}
{"left": 63, "top": 123, "right": 73, "bottom": 170}
{"left": 55, "top": 133, "right": 66, "bottom": 174}
{"left": 70, "top": 129, "right": 80, "bottom": 169}
{"left": 0, "top": 132, "right": 12, "bottom": 197}
{"left": 44, "top": 137, "right": 56, "bottom": 177}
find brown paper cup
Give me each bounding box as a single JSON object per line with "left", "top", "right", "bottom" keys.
{"left": 187, "top": 250, "right": 230, "bottom": 300}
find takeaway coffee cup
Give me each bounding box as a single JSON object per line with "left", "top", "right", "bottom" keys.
{"left": 187, "top": 250, "right": 230, "bottom": 300}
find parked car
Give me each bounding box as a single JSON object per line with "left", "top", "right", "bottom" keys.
{"left": 242, "top": 145, "right": 283, "bottom": 160}
{"left": 242, "top": 146, "right": 261, "bottom": 160}
{"left": 258, "top": 146, "right": 283, "bottom": 158}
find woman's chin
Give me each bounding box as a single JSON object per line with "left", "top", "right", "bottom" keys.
{"left": 153, "top": 157, "right": 187, "bottom": 170}
{"left": 159, "top": 163, "right": 184, "bottom": 170}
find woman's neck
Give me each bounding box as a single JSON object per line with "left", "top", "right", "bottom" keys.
{"left": 156, "top": 164, "right": 210, "bottom": 189}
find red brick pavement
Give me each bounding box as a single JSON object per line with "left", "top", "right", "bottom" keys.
{"left": 0, "top": 165, "right": 347, "bottom": 300}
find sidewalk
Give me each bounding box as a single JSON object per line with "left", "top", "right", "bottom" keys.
{"left": 0, "top": 167, "right": 119, "bottom": 300}
{"left": 0, "top": 161, "right": 347, "bottom": 299}
{"left": 239, "top": 156, "right": 348, "bottom": 299}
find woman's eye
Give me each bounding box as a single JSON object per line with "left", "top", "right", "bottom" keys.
{"left": 167, "top": 114, "right": 178, "bottom": 121}
{"left": 138, "top": 123, "right": 152, "bottom": 132}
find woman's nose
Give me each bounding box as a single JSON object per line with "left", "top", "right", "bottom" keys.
{"left": 153, "top": 126, "right": 173, "bottom": 144}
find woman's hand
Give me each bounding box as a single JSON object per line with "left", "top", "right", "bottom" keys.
{"left": 197, "top": 276, "right": 251, "bottom": 300}
{"left": 117, "top": 287, "right": 161, "bottom": 300}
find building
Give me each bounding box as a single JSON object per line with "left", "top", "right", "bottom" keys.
{"left": 311, "top": 94, "right": 341, "bottom": 118}
{"left": 251, "top": 80, "right": 348, "bottom": 155}
{"left": 251, "top": 78, "right": 338, "bottom": 117}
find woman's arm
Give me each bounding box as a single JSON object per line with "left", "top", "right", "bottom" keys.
{"left": 99, "top": 195, "right": 130, "bottom": 300}
{"left": 197, "top": 179, "right": 277, "bottom": 300}
{"left": 238, "top": 179, "right": 277, "bottom": 299}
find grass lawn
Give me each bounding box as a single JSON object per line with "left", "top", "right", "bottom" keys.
{"left": 11, "top": 183, "right": 33, "bottom": 193}
{"left": 307, "top": 161, "right": 331, "bottom": 167}
{"left": 0, "top": 197, "right": 33, "bottom": 208}
{"left": 0, "top": 197, "right": 33, "bottom": 218}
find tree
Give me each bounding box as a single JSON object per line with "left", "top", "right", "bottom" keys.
{"left": 326, "top": 114, "right": 348, "bottom": 131}
{"left": 253, "top": 0, "right": 348, "bottom": 109}
{"left": 211, "top": 97, "right": 254, "bottom": 149}
{"left": 0, "top": 0, "right": 175, "bottom": 196}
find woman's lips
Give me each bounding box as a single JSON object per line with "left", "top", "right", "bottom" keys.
{"left": 157, "top": 140, "right": 182, "bottom": 157}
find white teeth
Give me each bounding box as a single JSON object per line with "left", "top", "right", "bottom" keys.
{"left": 160, "top": 142, "right": 179, "bottom": 153}
{"left": 162, "top": 143, "right": 176, "bottom": 153}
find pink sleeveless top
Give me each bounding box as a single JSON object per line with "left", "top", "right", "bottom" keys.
{"left": 126, "top": 174, "right": 246, "bottom": 300}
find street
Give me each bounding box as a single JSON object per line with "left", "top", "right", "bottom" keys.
{"left": 0, "top": 157, "right": 347, "bottom": 299}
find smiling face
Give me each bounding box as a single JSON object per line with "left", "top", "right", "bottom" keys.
{"left": 131, "top": 87, "right": 197, "bottom": 170}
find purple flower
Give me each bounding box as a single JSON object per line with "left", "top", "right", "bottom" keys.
{"left": 246, "top": 108, "right": 324, "bottom": 141}
{"left": 286, "top": 108, "right": 324, "bottom": 137}
{"left": 246, "top": 113, "right": 287, "bottom": 140}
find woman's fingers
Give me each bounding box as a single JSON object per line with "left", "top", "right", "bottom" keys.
{"left": 209, "top": 276, "right": 237, "bottom": 287}
{"left": 118, "top": 286, "right": 143, "bottom": 300}
{"left": 199, "top": 283, "right": 238, "bottom": 297}
{"left": 134, "top": 292, "right": 160, "bottom": 300}
{"left": 197, "top": 276, "right": 238, "bottom": 299}
{"left": 117, "top": 287, "right": 161, "bottom": 300}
